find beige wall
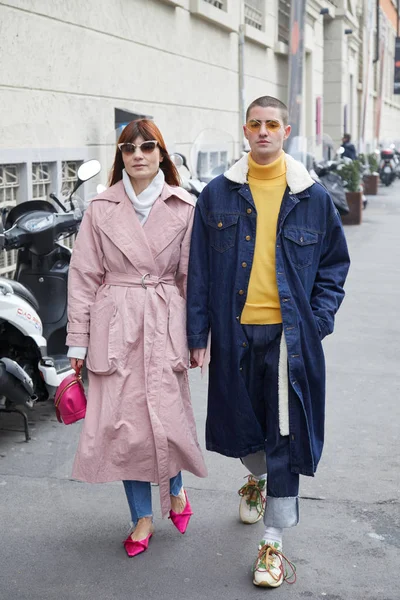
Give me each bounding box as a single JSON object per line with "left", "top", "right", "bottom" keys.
{"left": 1, "top": 0, "right": 399, "bottom": 181}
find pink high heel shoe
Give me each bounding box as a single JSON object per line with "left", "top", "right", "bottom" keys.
{"left": 123, "top": 532, "right": 153, "bottom": 557}
{"left": 169, "top": 489, "right": 193, "bottom": 534}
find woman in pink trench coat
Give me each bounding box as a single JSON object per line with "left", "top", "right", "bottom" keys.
{"left": 67, "top": 119, "right": 207, "bottom": 557}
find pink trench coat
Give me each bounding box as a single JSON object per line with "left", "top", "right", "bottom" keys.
{"left": 66, "top": 180, "right": 207, "bottom": 517}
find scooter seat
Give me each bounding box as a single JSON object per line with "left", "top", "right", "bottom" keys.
{"left": 0, "top": 277, "right": 40, "bottom": 313}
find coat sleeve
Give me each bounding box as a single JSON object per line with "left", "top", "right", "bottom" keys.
{"left": 66, "top": 204, "right": 105, "bottom": 348}
{"left": 310, "top": 197, "right": 350, "bottom": 340}
{"left": 186, "top": 191, "right": 210, "bottom": 349}
{"left": 175, "top": 205, "right": 194, "bottom": 300}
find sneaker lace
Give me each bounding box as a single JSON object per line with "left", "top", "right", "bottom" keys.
{"left": 238, "top": 477, "right": 266, "bottom": 516}
{"left": 254, "top": 543, "right": 297, "bottom": 585}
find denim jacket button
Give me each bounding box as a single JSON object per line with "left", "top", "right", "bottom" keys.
{"left": 245, "top": 235, "right": 251, "bottom": 241}
{"left": 246, "top": 208, "right": 252, "bottom": 214}
{"left": 238, "top": 289, "right": 245, "bottom": 295}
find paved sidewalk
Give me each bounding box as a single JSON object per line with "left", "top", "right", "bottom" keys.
{"left": 1, "top": 184, "right": 399, "bottom": 600}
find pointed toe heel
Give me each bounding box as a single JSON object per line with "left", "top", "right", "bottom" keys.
{"left": 123, "top": 532, "right": 153, "bottom": 557}
{"left": 169, "top": 490, "right": 193, "bottom": 534}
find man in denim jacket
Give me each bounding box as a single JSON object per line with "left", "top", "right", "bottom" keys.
{"left": 187, "top": 96, "right": 350, "bottom": 587}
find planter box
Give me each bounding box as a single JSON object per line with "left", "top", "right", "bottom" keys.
{"left": 341, "top": 192, "right": 363, "bottom": 226}
{"left": 363, "top": 174, "right": 378, "bottom": 195}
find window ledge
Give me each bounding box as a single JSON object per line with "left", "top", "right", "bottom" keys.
{"left": 158, "top": 0, "right": 187, "bottom": 7}
{"left": 244, "top": 24, "right": 270, "bottom": 48}
{"left": 274, "top": 41, "right": 289, "bottom": 55}
{"left": 190, "top": 0, "right": 236, "bottom": 32}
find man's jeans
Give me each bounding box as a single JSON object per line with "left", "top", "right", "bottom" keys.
{"left": 241, "top": 324, "right": 299, "bottom": 529}
{"left": 123, "top": 472, "right": 183, "bottom": 525}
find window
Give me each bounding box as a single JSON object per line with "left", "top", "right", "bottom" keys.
{"left": 61, "top": 161, "right": 82, "bottom": 250}
{"left": 190, "top": 0, "right": 235, "bottom": 31}
{"left": 203, "top": 0, "right": 224, "bottom": 8}
{"left": 244, "top": 0, "right": 263, "bottom": 31}
{"left": 0, "top": 164, "right": 18, "bottom": 210}
{"left": 278, "top": 0, "right": 291, "bottom": 45}
{"left": 0, "top": 164, "right": 19, "bottom": 276}
{"left": 61, "top": 161, "right": 82, "bottom": 196}
{"left": 32, "top": 163, "right": 51, "bottom": 200}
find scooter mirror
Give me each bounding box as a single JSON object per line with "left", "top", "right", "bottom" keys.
{"left": 96, "top": 184, "right": 107, "bottom": 194}
{"left": 77, "top": 160, "right": 101, "bottom": 182}
{"left": 170, "top": 153, "right": 184, "bottom": 168}
{"left": 337, "top": 146, "right": 345, "bottom": 155}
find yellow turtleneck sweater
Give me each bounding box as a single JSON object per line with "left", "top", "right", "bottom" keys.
{"left": 240, "top": 152, "right": 287, "bottom": 325}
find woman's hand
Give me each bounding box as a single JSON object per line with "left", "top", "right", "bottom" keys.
{"left": 70, "top": 358, "right": 84, "bottom": 374}
{"left": 190, "top": 348, "right": 206, "bottom": 369}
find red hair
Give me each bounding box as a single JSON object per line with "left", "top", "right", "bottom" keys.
{"left": 108, "top": 119, "right": 180, "bottom": 187}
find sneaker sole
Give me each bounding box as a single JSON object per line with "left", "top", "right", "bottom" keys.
{"left": 239, "top": 514, "right": 263, "bottom": 524}
{"left": 253, "top": 578, "right": 282, "bottom": 588}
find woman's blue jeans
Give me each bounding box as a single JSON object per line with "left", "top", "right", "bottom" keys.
{"left": 123, "top": 472, "right": 183, "bottom": 525}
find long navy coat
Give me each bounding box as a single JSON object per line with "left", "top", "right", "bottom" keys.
{"left": 187, "top": 153, "right": 350, "bottom": 476}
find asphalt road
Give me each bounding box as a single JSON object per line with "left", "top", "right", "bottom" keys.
{"left": 1, "top": 183, "right": 399, "bottom": 600}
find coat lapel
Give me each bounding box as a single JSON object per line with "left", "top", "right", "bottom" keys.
{"left": 97, "top": 180, "right": 189, "bottom": 268}
{"left": 144, "top": 194, "right": 187, "bottom": 259}
{"left": 98, "top": 189, "right": 157, "bottom": 273}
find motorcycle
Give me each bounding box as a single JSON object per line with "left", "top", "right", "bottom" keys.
{"left": 170, "top": 152, "right": 206, "bottom": 198}
{"left": 0, "top": 159, "right": 101, "bottom": 439}
{"left": 0, "top": 239, "right": 37, "bottom": 441}
{"left": 379, "top": 148, "right": 397, "bottom": 186}
{"left": 310, "top": 157, "right": 350, "bottom": 216}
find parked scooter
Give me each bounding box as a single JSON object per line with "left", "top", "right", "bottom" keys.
{"left": 310, "top": 158, "right": 350, "bottom": 215}
{"left": 170, "top": 152, "right": 206, "bottom": 198}
{"left": 0, "top": 159, "right": 100, "bottom": 439}
{"left": 379, "top": 148, "right": 397, "bottom": 186}
{"left": 0, "top": 233, "right": 37, "bottom": 441}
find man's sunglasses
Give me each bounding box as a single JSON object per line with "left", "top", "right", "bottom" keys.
{"left": 117, "top": 140, "right": 158, "bottom": 155}
{"left": 246, "top": 119, "right": 282, "bottom": 133}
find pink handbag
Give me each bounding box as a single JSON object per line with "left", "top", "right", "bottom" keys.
{"left": 54, "top": 370, "right": 87, "bottom": 425}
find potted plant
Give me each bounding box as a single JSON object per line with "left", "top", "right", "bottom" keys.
{"left": 363, "top": 153, "right": 379, "bottom": 195}
{"left": 337, "top": 160, "right": 363, "bottom": 225}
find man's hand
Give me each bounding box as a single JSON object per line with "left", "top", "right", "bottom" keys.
{"left": 70, "top": 358, "right": 84, "bottom": 374}
{"left": 190, "top": 348, "right": 206, "bottom": 369}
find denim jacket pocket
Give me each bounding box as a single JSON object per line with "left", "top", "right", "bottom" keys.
{"left": 208, "top": 213, "right": 239, "bottom": 253}
{"left": 283, "top": 228, "right": 319, "bottom": 269}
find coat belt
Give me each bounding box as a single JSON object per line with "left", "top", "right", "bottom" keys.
{"left": 104, "top": 272, "right": 176, "bottom": 289}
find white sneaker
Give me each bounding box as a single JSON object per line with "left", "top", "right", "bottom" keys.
{"left": 253, "top": 540, "right": 296, "bottom": 588}
{"left": 238, "top": 475, "right": 266, "bottom": 524}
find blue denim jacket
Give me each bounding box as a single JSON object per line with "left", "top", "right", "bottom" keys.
{"left": 187, "top": 153, "right": 350, "bottom": 475}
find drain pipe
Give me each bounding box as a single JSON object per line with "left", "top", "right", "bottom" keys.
{"left": 373, "top": 0, "right": 379, "bottom": 63}
{"left": 238, "top": 0, "right": 246, "bottom": 156}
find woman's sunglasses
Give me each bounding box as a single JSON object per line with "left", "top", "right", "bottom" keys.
{"left": 246, "top": 119, "right": 282, "bottom": 133}
{"left": 118, "top": 140, "right": 158, "bottom": 155}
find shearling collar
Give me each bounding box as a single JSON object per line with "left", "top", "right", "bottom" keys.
{"left": 224, "top": 152, "right": 314, "bottom": 195}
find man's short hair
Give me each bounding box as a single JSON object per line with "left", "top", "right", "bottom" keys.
{"left": 343, "top": 133, "right": 351, "bottom": 141}
{"left": 246, "top": 96, "right": 289, "bottom": 126}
